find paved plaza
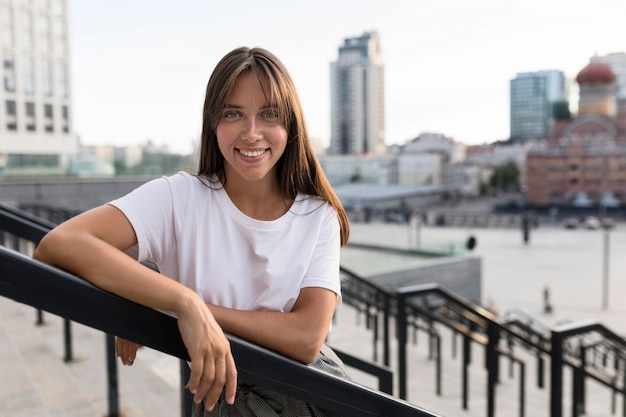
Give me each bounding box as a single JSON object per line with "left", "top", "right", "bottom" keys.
{"left": 1, "top": 222, "right": 626, "bottom": 416}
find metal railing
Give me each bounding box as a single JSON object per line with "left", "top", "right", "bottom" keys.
{"left": 5, "top": 203, "right": 626, "bottom": 417}
{"left": 0, "top": 245, "right": 437, "bottom": 417}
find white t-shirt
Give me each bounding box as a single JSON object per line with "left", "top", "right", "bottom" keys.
{"left": 109, "top": 171, "right": 341, "bottom": 313}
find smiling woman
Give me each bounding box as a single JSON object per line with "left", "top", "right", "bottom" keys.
{"left": 34, "top": 46, "right": 351, "bottom": 417}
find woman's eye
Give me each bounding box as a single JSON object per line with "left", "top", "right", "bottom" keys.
{"left": 224, "top": 111, "right": 239, "bottom": 119}
{"left": 262, "top": 110, "right": 279, "bottom": 119}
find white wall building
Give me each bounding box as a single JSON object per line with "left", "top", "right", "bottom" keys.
{"left": 0, "top": 0, "right": 75, "bottom": 177}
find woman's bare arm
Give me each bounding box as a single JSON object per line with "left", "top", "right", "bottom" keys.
{"left": 207, "top": 287, "right": 337, "bottom": 364}
{"left": 33, "top": 205, "right": 236, "bottom": 411}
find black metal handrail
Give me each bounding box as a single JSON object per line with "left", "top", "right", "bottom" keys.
{"left": 0, "top": 203, "right": 399, "bottom": 414}
{"left": 0, "top": 245, "right": 438, "bottom": 417}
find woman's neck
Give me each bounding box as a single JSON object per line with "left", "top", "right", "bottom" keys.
{"left": 222, "top": 174, "right": 292, "bottom": 221}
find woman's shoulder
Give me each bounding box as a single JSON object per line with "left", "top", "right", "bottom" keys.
{"left": 291, "top": 194, "right": 336, "bottom": 219}
{"left": 162, "top": 171, "right": 220, "bottom": 192}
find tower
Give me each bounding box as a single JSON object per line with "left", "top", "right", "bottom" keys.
{"left": 510, "top": 70, "right": 567, "bottom": 142}
{"left": 0, "top": 0, "right": 75, "bottom": 177}
{"left": 329, "top": 31, "right": 385, "bottom": 155}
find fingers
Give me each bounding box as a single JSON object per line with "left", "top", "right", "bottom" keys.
{"left": 224, "top": 353, "right": 237, "bottom": 404}
{"left": 187, "top": 351, "right": 237, "bottom": 411}
{"left": 115, "top": 337, "right": 141, "bottom": 366}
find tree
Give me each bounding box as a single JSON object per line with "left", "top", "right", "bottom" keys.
{"left": 489, "top": 161, "right": 520, "bottom": 192}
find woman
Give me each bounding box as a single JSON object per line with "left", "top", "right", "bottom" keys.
{"left": 33, "top": 46, "right": 350, "bottom": 416}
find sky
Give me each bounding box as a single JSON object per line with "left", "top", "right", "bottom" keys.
{"left": 68, "top": 0, "right": 626, "bottom": 155}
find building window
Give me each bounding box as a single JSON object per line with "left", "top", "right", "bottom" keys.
{"left": 7, "top": 154, "right": 60, "bottom": 168}
{"left": 6, "top": 100, "right": 17, "bottom": 130}
{"left": 61, "top": 105, "right": 68, "bottom": 133}
{"left": 37, "top": 15, "right": 51, "bottom": 54}
{"left": 23, "top": 58, "right": 35, "bottom": 94}
{"left": 3, "top": 59, "right": 15, "bottom": 92}
{"left": 42, "top": 61, "right": 53, "bottom": 96}
{"left": 44, "top": 103, "right": 53, "bottom": 132}
{"left": 57, "top": 62, "right": 68, "bottom": 97}
{"left": 25, "top": 102, "right": 36, "bottom": 131}
{"left": 19, "top": 11, "right": 33, "bottom": 51}
{"left": 0, "top": 5, "right": 14, "bottom": 48}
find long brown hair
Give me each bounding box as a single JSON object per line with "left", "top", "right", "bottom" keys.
{"left": 197, "top": 47, "right": 349, "bottom": 246}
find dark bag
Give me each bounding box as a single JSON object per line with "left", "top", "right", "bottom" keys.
{"left": 191, "top": 344, "right": 351, "bottom": 417}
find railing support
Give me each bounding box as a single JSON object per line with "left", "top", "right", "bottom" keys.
{"left": 573, "top": 345, "right": 587, "bottom": 417}
{"left": 63, "top": 318, "right": 73, "bottom": 362}
{"left": 486, "top": 322, "right": 499, "bottom": 417}
{"left": 397, "top": 292, "right": 408, "bottom": 400}
{"left": 462, "top": 334, "right": 470, "bottom": 410}
{"left": 180, "top": 360, "right": 193, "bottom": 417}
{"left": 551, "top": 330, "right": 564, "bottom": 417}
{"left": 105, "top": 333, "right": 119, "bottom": 417}
{"left": 383, "top": 294, "right": 391, "bottom": 367}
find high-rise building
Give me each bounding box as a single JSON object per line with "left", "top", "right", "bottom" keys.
{"left": 329, "top": 31, "right": 385, "bottom": 155}
{"left": 509, "top": 70, "right": 567, "bottom": 142}
{"left": 0, "top": 0, "right": 75, "bottom": 177}
{"left": 591, "top": 52, "right": 626, "bottom": 99}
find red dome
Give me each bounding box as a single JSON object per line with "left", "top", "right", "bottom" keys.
{"left": 576, "top": 61, "right": 616, "bottom": 85}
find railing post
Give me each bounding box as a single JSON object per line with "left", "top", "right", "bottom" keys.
{"left": 537, "top": 353, "right": 545, "bottom": 388}
{"left": 486, "top": 322, "right": 499, "bottom": 417}
{"left": 519, "top": 361, "right": 526, "bottom": 417}
{"left": 551, "top": 330, "right": 564, "bottom": 417}
{"left": 397, "top": 291, "right": 408, "bottom": 400}
{"left": 36, "top": 309, "right": 44, "bottom": 325}
{"left": 105, "top": 334, "right": 119, "bottom": 417}
{"left": 434, "top": 333, "right": 441, "bottom": 396}
{"left": 63, "top": 318, "right": 74, "bottom": 362}
{"left": 462, "top": 334, "right": 470, "bottom": 410}
{"left": 573, "top": 344, "right": 586, "bottom": 417}
{"left": 383, "top": 294, "right": 391, "bottom": 367}
{"left": 180, "top": 360, "right": 193, "bottom": 417}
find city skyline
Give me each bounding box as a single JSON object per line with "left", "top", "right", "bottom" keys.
{"left": 69, "top": 0, "right": 626, "bottom": 154}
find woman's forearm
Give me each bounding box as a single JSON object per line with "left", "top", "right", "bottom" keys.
{"left": 207, "top": 287, "right": 337, "bottom": 364}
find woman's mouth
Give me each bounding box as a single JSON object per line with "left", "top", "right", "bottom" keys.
{"left": 238, "top": 149, "right": 267, "bottom": 158}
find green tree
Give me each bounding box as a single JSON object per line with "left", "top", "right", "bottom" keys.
{"left": 489, "top": 161, "right": 520, "bottom": 191}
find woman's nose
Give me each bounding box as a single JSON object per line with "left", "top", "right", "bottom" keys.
{"left": 242, "top": 118, "right": 262, "bottom": 141}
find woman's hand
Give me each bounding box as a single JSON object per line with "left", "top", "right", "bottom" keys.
{"left": 115, "top": 337, "right": 142, "bottom": 366}
{"left": 177, "top": 293, "right": 237, "bottom": 411}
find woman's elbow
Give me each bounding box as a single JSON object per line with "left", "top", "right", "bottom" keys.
{"left": 293, "top": 335, "right": 326, "bottom": 364}
{"left": 33, "top": 230, "right": 66, "bottom": 265}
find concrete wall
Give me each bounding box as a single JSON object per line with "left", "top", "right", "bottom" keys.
{"left": 0, "top": 176, "right": 160, "bottom": 212}
{"left": 364, "top": 256, "right": 482, "bottom": 304}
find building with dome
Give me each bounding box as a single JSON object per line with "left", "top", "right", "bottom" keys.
{"left": 525, "top": 60, "right": 626, "bottom": 207}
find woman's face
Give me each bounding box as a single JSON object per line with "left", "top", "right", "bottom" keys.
{"left": 216, "top": 72, "right": 288, "bottom": 186}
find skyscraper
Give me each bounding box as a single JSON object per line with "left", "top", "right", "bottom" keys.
{"left": 509, "top": 70, "right": 566, "bottom": 142}
{"left": 329, "top": 31, "right": 385, "bottom": 155}
{"left": 0, "top": 0, "right": 75, "bottom": 177}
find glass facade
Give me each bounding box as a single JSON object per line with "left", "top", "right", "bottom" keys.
{"left": 510, "top": 70, "right": 566, "bottom": 142}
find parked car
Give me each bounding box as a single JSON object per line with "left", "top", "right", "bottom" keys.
{"left": 602, "top": 217, "right": 616, "bottom": 229}
{"left": 563, "top": 217, "right": 580, "bottom": 229}
{"left": 583, "top": 216, "right": 601, "bottom": 229}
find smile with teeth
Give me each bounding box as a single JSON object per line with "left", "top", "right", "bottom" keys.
{"left": 238, "top": 149, "right": 267, "bottom": 157}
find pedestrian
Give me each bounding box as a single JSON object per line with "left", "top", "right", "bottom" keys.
{"left": 33, "top": 46, "right": 351, "bottom": 416}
